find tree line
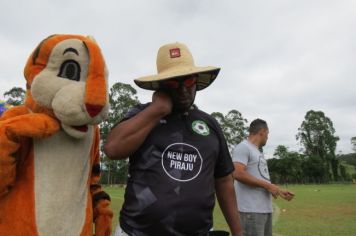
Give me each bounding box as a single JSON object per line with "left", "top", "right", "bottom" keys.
{"left": 2, "top": 84, "right": 356, "bottom": 184}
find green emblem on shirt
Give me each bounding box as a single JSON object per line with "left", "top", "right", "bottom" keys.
{"left": 192, "top": 120, "right": 210, "bottom": 136}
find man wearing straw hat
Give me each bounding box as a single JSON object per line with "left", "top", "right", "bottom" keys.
{"left": 105, "top": 42, "right": 243, "bottom": 236}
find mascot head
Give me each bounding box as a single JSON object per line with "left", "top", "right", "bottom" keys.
{"left": 23, "top": 34, "right": 109, "bottom": 139}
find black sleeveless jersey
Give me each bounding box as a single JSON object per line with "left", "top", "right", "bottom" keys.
{"left": 119, "top": 104, "right": 234, "bottom": 236}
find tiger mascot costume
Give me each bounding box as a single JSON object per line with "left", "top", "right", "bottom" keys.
{"left": 0, "top": 34, "right": 113, "bottom": 236}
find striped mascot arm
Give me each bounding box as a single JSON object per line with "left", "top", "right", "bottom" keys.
{"left": 90, "top": 127, "right": 113, "bottom": 236}
{"left": 0, "top": 106, "right": 59, "bottom": 197}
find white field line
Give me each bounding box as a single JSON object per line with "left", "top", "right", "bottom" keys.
{"left": 272, "top": 202, "right": 282, "bottom": 236}
{"left": 272, "top": 202, "right": 280, "bottom": 226}
{"left": 110, "top": 195, "right": 124, "bottom": 201}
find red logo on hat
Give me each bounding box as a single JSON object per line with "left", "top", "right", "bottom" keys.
{"left": 170, "top": 48, "right": 181, "bottom": 58}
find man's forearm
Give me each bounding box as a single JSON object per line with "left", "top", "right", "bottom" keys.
{"left": 104, "top": 104, "right": 166, "bottom": 160}
{"left": 233, "top": 170, "right": 270, "bottom": 189}
{"left": 233, "top": 163, "right": 281, "bottom": 198}
{"left": 215, "top": 175, "right": 243, "bottom": 236}
{"left": 233, "top": 163, "right": 272, "bottom": 190}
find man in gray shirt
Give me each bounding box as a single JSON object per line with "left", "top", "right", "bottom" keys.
{"left": 232, "top": 119, "right": 294, "bottom": 236}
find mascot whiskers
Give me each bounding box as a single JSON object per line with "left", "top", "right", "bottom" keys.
{"left": 0, "top": 34, "right": 113, "bottom": 236}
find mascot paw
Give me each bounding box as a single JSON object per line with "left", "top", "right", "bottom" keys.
{"left": 93, "top": 197, "right": 113, "bottom": 236}
{"left": 0, "top": 113, "right": 59, "bottom": 197}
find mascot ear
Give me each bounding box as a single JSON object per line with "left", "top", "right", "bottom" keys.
{"left": 86, "top": 35, "right": 97, "bottom": 43}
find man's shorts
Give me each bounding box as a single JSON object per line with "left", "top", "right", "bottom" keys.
{"left": 239, "top": 212, "right": 272, "bottom": 236}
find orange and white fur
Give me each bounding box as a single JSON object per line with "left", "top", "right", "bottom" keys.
{"left": 0, "top": 34, "right": 112, "bottom": 236}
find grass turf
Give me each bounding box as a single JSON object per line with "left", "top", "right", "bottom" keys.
{"left": 104, "top": 184, "right": 356, "bottom": 236}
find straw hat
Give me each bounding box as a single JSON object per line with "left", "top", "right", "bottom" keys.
{"left": 134, "top": 42, "right": 220, "bottom": 91}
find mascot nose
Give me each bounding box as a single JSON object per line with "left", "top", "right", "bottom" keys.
{"left": 85, "top": 103, "right": 103, "bottom": 117}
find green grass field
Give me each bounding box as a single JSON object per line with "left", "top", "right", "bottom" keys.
{"left": 105, "top": 184, "right": 356, "bottom": 236}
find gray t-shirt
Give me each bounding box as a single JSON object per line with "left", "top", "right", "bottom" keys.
{"left": 232, "top": 140, "right": 273, "bottom": 213}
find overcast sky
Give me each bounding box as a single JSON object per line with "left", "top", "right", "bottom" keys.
{"left": 1, "top": 0, "right": 355, "bottom": 157}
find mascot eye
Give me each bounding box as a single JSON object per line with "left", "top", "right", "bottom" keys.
{"left": 58, "top": 60, "right": 81, "bottom": 81}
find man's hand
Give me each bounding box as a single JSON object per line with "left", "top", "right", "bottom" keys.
{"left": 279, "top": 189, "right": 295, "bottom": 201}
{"left": 266, "top": 183, "right": 280, "bottom": 199}
{"left": 266, "top": 183, "right": 295, "bottom": 201}
{"left": 151, "top": 90, "right": 173, "bottom": 116}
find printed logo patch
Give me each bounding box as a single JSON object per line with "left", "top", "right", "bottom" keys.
{"left": 192, "top": 120, "right": 210, "bottom": 136}
{"left": 162, "top": 143, "right": 203, "bottom": 182}
{"left": 258, "top": 155, "right": 270, "bottom": 181}
{"left": 170, "top": 48, "right": 181, "bottom": 58}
